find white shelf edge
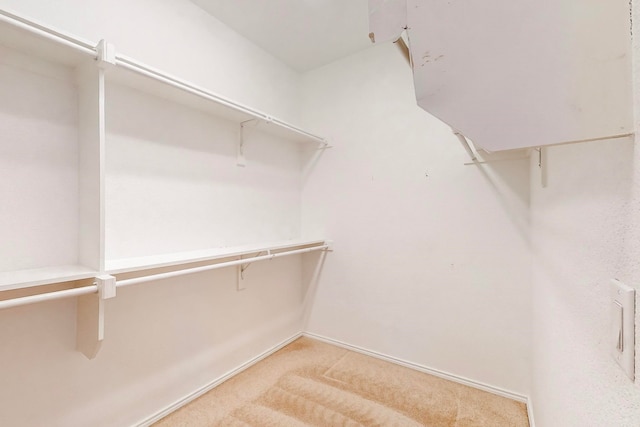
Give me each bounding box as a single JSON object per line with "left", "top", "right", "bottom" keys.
{"left": 106, "top": 239, "right": 328, "bottom": 275}
{"left": 0, "top": 265, "right": 98, "bottom": 292}
{"left": 114, "top": 54, "right": 327, "bottom": 146}
{"left": 0, "top": 8, "right": 97, "bottom": 63}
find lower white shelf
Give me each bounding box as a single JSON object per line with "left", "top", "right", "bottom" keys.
{"left": 105, "top": 239, "right": 328, "bottom": 275}
{"left": 0, "top": 265, "right": 97, "bottom": 292}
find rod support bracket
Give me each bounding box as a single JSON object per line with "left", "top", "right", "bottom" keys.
{"left": 237, "top": 120, "right": 258, "bottom": 167}
{"left": 96, "top": 40, "right": 116, "bottom": 69}
{"left": 96, "top": 274, "right": 116, "bottom": 300}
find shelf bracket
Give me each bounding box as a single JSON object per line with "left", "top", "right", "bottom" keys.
{"left": 76, "top": 275, "right": 116, "bottom": 359}
{"left": 537, "top": 147, "right": 548, "bottom": 188}
{"left": 96, "top": 40, "right": 116, "bottom": 69}
{"left": 452, "top": 129, "right": 477, "bottom": 162}
{"left": 325, "top": 240, "right": 334, "bottom": 252}
{"left": 238, "top": 119, "right": 259, "bottom": 167}
{"left": 237, "top": 258, "right": 246, "bottom": 291}
{"left": 236, "top": 250, "right": 270, "bottom": 291}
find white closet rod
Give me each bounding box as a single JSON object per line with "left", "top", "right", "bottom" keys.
{"left": 0, "top": 10, "right": 96, "bottom": 57}
{"left": 0, "top": 286, "right": 98, "bottom": 311}
{"left": 114, "top": 55, "right": 327, "bottom": 145}
{"left": 0, "top": 245, "right": 329, "bottom": 311}
{"left": 117, "top": 245, "right": 330, "bottom": 288}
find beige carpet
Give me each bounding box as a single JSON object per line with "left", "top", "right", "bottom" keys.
{"left": 154, "top": 337, "right": 529, "bottom": 426}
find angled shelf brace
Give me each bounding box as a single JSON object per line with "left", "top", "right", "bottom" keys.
{"left": 237, "top": 250, "right": 268, "bottom": 290}
{"left": 453, "top": 129, "right": 477, "bottom": 162}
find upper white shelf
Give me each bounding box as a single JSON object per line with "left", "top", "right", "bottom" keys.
{"left": 0, "top": 9, "right": 96, "bottom": 67}
{"left": 106, "top": 239, "right": 328, "bottom": 275}
{"left": 109, "top": 55, "right": 327, "bottom": 146}
{"left": 107, "top": 54, "right": 327, "bottom": 146}
{"left": 368, "top": 0, "right": 634, "bottom": 152}
{"left": 0, "top": 265, "right": 97, "bottom": 293}
{"left": 0, "top": 8, "right": 327, "bottom": 147}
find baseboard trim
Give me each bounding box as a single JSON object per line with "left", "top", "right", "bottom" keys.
{"left": 303, "top": 332, "right": 529, "bottom": 404}
{"left": 527, "top": 396, "right": 536, "bottom": 427}
{"left": 132, "top": 331, "right": 304, "bottom": 427}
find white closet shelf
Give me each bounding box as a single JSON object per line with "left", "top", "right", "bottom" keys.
{"left": 0, "top": 9, "right": 96, "bottom": 66}
{"left": 109, "top": 55, "right": 327, "bottom": 146}
{"left": 105, "top": 239, "right": 329, "bottom": 275}
{"left": 0, "top": 9, "right": 326, "bottom": 146}
{"left": 0, "top": 265, "right": 97, "bottom": 292}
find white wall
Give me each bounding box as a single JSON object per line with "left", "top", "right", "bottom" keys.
{"left": 0, "top": 1, "right": 310, "bottom": 426}
{"left": 530, "top": 139, "right": 640, "bottom": 426}
{"left": 0, "top": 46, "right": 79, "bottom": 272}
{"left": 300, "top": 43, "right": 532, "bottom": 396}
{"left": 104, "top": 82, "right": 302, "bottom": 261}
{"left": 529, "top": 3, "right": 640, "bottom": 425}
{"left": 0, "top": 260, "right": 304, "bottom": 426}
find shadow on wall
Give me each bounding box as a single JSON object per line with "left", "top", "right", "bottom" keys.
{"left": 467, "top": 156, "right": 531, "bottom": 244}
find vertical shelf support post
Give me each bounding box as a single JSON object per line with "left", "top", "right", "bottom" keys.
{"left": 76, "top": 275, "right": 116, "bottom": 359}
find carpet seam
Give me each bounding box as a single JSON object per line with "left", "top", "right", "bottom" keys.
{"left": 321, "top": 348, "right": 350, "bottom": 379}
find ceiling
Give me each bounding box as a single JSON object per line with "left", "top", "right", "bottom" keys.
{"left": 191, "top": 0, "right": 372, "bottom": 72}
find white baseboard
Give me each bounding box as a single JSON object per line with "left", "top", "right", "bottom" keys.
{"left": 303, "top": 332, "right": 529, "bottom": 404}
{"left": 132, "top": 331, "right": 303, "bottom": 427}
{"left": 527, "top": 396, "right": 536, "bottom": 427}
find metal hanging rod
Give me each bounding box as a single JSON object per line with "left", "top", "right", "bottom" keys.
{"left": 0, "top": 285, "right": 98, "bottom": 311}
{"left": 0, "top": 245, "right": 330, "bottom": 311}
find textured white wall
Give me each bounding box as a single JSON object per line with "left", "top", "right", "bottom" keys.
{"left": 530, "top": 139, "right": 640, "bottom": 426}
{"left": 0, "top": 1, "right": 308, "bottom": 426}
{"left": 300, "top": 43, "right": 532, "bottom": 396}
{"left": 529, "top": 2, "right": 640, "bottom": 425}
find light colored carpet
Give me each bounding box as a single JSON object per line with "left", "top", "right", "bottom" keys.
{"left": 154, "top": 337, "right": 529, "bottom": 426}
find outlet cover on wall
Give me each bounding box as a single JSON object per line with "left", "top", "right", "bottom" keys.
{"left": 611, "top": 279, "right": 635, "bottom": 381}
